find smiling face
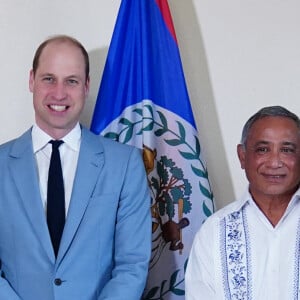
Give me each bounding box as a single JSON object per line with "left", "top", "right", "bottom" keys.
{"left": 29, "top": 40, "right": 90, "bottom": 139}
{"left": 237, "top": 116, "right": 300, "bottom": 203}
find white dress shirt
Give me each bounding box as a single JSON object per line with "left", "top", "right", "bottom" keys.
{"left": 185, "top": 187, "right": 300, "bottom": 300}
{"left": 32, "top": 123, "right": 81, "bottom": 216}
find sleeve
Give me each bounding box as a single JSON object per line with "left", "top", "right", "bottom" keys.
{"left": 0, "top": 275, "right": 21, "bottom": 300}
{"left": 185, "top": 219, "right": 217, "bottom": 300}
{"left": 98, "top": 147, "right": 152, "bottom": 300}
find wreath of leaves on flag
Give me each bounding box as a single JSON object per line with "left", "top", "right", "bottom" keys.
{"left": 103, "top": 104, "right": 214, "bottom": 217}
{"left": 142, "top": 259, "right": 188, "bottom": 300}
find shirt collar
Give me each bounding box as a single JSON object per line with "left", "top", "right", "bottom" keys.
{"left": 286, "top": 186, "right": 300, "bottom": 212}
{"left": 32, "top": 123, "right": 81, "bottom": 153}
{"left": 239, "top": 185, "right": 300, "bottom": 214}
{"left": 233, "top": 189, "right": 253, "bottom": 212}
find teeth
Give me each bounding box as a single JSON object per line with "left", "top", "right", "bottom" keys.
{"left": 50, "top": 105, "right": 67, "bottom": 112}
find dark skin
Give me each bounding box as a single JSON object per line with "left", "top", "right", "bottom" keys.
{"left": 237, "top": 116, "right": 300, "bottom": 226}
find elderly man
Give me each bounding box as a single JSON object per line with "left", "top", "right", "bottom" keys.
{"left": 186, "top": 106, "right": 300, "bottom": 299}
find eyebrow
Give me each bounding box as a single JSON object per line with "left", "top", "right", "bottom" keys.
{"left": 252, "top": 141, "right": 268, "bottom": 147}
{"left": 38, "top": 72, "right": 54, "bottom": 77}
{"left": 281, "top": 141, "right": 298, "bottom": 148}
{"left": 65, "top": 74, "right": 82, "bottom": 79}
{"left": 253, "top": 140, "right": 297, "bottom": 148}
{"left": 38, "top": 73, "right": 82, "bottom": 79}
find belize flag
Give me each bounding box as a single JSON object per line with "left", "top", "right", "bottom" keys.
{"left": 90, "top": 0, "right": 214, "bottom": 298}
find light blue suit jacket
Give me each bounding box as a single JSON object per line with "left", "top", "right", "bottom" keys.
{"left": 0, "top": 126, "right": 151, "bottom": 299}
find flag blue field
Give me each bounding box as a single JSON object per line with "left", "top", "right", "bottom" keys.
{"left": 90, "top": 0, "right": 214, "bottom": 298}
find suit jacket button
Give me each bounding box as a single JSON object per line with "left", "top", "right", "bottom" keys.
{"left": 54, "top": 278, "right": 62, "bottom": 286}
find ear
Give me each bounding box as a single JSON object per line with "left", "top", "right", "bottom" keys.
{"left": 84, "top": 76, "right": 90, "bottom": 96}
{"left": 29, "top": 70, "right": 34, "bottom": 93}
{"left": 237, "top": 144, "right": 246, "bottom": 170}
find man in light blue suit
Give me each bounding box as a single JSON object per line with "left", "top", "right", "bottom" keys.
{"left": 0, "top": 35, "right": 151, "bottom": 299}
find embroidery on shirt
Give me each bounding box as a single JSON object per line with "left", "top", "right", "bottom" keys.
{"left": 220, "top": 206, "right": 252, "bottom": 300}
{"left": 293, "top": 219, "right": 300, "bottom": 299}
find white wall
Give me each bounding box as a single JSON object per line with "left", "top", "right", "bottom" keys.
{"left": 171, "top": 0, "right": 300, "bottom": 208}
{"left": 1, "top": 0, "right": 300, "bottom": 210}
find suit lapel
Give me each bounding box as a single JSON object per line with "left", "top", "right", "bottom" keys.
{"left": 9, "top": 129, "right": 54, "bottom": 261}
{"left": 57, "top": 127, "right": 104, "bottom": 262}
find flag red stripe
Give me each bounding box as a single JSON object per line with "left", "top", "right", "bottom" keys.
{"left": 155, "top": 0, "right": 178, "bottom": 43}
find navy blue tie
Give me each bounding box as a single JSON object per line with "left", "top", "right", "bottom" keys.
{"left": 47, "top": 140, "right": 65, "bottom": 257}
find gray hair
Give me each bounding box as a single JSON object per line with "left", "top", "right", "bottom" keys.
{"left": 240, "top": 105, "right": 300, "bottom": 146}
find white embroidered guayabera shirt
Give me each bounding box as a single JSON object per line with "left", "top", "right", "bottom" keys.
{"left": 185, "top": 188, "right": 300, "bottom": 300}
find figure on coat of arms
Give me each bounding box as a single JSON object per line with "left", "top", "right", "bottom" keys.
{"left": 143, "top": 145, "right": 191, "bottom": 269}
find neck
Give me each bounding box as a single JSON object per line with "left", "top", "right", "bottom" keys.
{"left": 252, "top": 194, "right": 292, "bottom": 227}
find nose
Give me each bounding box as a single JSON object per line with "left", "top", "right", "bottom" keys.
{"left": 52, "top": 82, "right": 67, "bottom": 101}
{"left": 267, "top": 151, "right": 283, "bottom": 168}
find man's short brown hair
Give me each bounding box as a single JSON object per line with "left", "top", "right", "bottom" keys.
{"left": 32, "top": 35, "right": 89, "bottom": 81}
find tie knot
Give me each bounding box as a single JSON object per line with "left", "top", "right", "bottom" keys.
{"left": 49, "top": 140, "right": 64, "bottom": 150}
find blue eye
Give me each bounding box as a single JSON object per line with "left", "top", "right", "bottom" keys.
{"left": 43, "top": 77, "right": 54, "bottom": 83}
{"left": 67, "top": 79, "right": 79, "bottom": 85}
